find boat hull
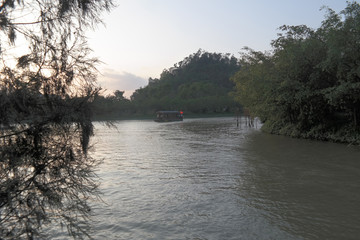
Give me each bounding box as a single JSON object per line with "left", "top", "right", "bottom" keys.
{"left": 154, "top": 111, "right": 183, "bottom": 122}
{"left": 154, "top": 118, "right": 183, "bottom": 122}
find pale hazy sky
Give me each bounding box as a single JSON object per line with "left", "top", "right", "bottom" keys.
{"left": 86, "top": 0, "right": 349, "bottom": 97}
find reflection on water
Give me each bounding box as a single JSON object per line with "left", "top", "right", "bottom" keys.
{"left": 242, "top": 133, "right": 360, "bottom": 240}
{"left": 88, "top": 118, "right": 360, "bottom": 240}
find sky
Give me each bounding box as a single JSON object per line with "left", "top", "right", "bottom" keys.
{"left": 86, "top": 0, "right": 350, "bottom": 97}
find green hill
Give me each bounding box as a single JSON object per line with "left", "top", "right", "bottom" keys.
{"left": 130, "top": 49, "right": 240, "bottom": 114}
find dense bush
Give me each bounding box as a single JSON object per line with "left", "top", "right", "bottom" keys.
{"left": 231, "top": 2, "right": 360, "bottom": 144}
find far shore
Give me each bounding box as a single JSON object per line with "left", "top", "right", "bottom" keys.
{"left": 91, "top": 112, "right": 236, "bottom": 122}
{"left": 91, "top": 113, "right": 360, "bottom": 146}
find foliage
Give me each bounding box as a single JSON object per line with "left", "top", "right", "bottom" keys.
{"left": 231, "top": 1, "right": 360, "bottom": 144}
{"left": 91, "top": 91, "right": 133, "bottom": 119}
{"left": 230, "top": 48, "right": 276, "bottom": 121}
{"left": 0, "top": 0, "right": 114, "bottom": 239}
{"left": 129, "top": 49, "right": 240, "bottom": 114}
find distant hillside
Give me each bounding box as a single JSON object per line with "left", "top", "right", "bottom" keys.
{"left": 130, "top": 49, "right": 241, "bottom": 114}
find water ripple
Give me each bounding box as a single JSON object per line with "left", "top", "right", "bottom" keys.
{"left": 86, "top": 118, "right": 360, "bottom": 240}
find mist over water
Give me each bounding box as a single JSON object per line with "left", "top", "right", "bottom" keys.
{"left": 88, "top": 118, "right": 360, "bottom": 240}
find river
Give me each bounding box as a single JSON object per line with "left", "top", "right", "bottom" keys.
{"left": 87, "top": 117, "right": 360, "bottom": 240}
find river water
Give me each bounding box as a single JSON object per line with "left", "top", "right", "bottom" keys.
{"left": 88, "top": 117, "right": 360, "bottom": 240}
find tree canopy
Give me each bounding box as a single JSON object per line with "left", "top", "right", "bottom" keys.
{"left": 231, "top": 2, "right": 360, "bottom": 144}
{"left": 130, "top": 49, "right": 240, "bottom": 114}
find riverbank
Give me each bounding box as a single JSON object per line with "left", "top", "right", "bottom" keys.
{"left": 92, "top": 112, "right": 360, "bottom": 145}
{"left": 262, "top": 121, "right": 360, "bottom": 146}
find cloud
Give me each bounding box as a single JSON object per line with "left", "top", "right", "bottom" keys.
{"left": 97, "top": 69, "right": 148, "bottom": 98}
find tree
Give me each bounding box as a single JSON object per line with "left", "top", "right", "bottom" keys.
{"left": 113, "top": 90, "right": 126, "bottom": 101}
{"left": 320, "top": 2, "right": 360, "bottom": 129}
{"left": 231, "top": 2, "right": 360, "bottom": 143}
{"left": 230, "top": 47, "right": 276, "bottom": 121}
{"left": 0, "top": 0, "right": 114, "bottom": 239}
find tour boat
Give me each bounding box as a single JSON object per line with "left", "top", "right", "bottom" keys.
{"left": 154, "top": 111, "right": 183, "bottom": 122}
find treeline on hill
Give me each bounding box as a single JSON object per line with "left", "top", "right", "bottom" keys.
{"left": 91, "top": 50, "right": 240, "bottom": 119}
{"left": 231, "top": 2, "right": 360, "bottom": 144}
